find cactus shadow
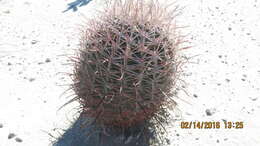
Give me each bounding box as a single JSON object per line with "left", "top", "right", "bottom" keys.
{"left": 63, "top": 0, "right": 93, "bottom": 12}
{"left": 53, "top": 114, "right": 154, "bottom": 146}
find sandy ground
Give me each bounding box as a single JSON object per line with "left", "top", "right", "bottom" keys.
{"left": 0, "top": 0, "right": 260, "bottom": 146}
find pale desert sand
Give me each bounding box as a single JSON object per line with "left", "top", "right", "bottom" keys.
{"left": 0, "top": 0, "right": 260, "bottom": 146}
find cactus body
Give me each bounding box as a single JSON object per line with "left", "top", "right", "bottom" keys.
{"left": 72, "top": 0, "right": 183, "bottom": 128}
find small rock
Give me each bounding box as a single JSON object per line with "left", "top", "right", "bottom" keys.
{"left": 7, "top": 62, "right": 12, "bottom": 66}
{"left": 241, "top": 78, "right": 246, "bottom": 81}
{"left": 31, "top": 40, "right": 38, "bottom": 44}
{"left": 193, "top": 94, "right": 198, "bottom": 98}
{"left": 205, "top": 108, "right": 216, "bottom": 116}
{"left": 45, "top": 58, "right": 51, "bottom": 63}
{"left": 195, "top": 138, "right": 199, "bottom": 140}
{"left": 225, "top": 79, "right": 230, "bottom": 82}
{"left": 8, "top": 133, "right": 16, "bottom": 139}
{"left": 216, "top": 139, "right": 220, "bottom": 143}
{"left": 228, "top": 27, "right": 232, "bottom": 31}
{"left": 15, "top": 137, "right": 23, "bottom": 142}
{"left": 249, "top": 97, "right": 258, "bottom": 101}
{"left": 0, "top": 123, "right": 3, "bottom": 128}
{"left": 29, "top": 78, "right": 35, "bottom": 82}
{"left": 224, "top": 138, "right": 228, "bottom": 141}
{"left": 206, "top": 110, "right": 212, "bottom": 116}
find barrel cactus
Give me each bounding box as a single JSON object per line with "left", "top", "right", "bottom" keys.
{"left": 70, "top": 0, "right": 186, "bottom": 129}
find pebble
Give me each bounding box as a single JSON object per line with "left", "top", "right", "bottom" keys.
{"left": 29, "top": 78, "right": 35, "bottom": 82}
{"left": 193, "top": 94, "right": 198, "bottom": 98}
{"left": 225, "top": 79, "right": 230, "bottom": 82}
{"left": 224, "top": 138, "right": 228, "bottom": 141}
{"left": 0, "top": 123, "right": 3, "bottom": 128}
{"left": 205, "top": 108, "right": 216, "bottom": 116}
{"left": 15, "top": 137, "right": 23, "bottom": 142}
{"left": 31, "top": 40, "right": 38, "bottom": 44}
{"left": 249, "top": 97, "right": 258, "bottom": 101}
{"left": 8, "top": 133, "right": 16, "bottom": 139}
{"left": 45, "top": 58, "right": 51, "bottom": 63}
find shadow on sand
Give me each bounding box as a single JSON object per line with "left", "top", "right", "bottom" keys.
{"left": 53, "top": 114, "right": 154, "bottom": 146}
{"left": 63, "top": 0, "right": 93, "bottom": 12}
